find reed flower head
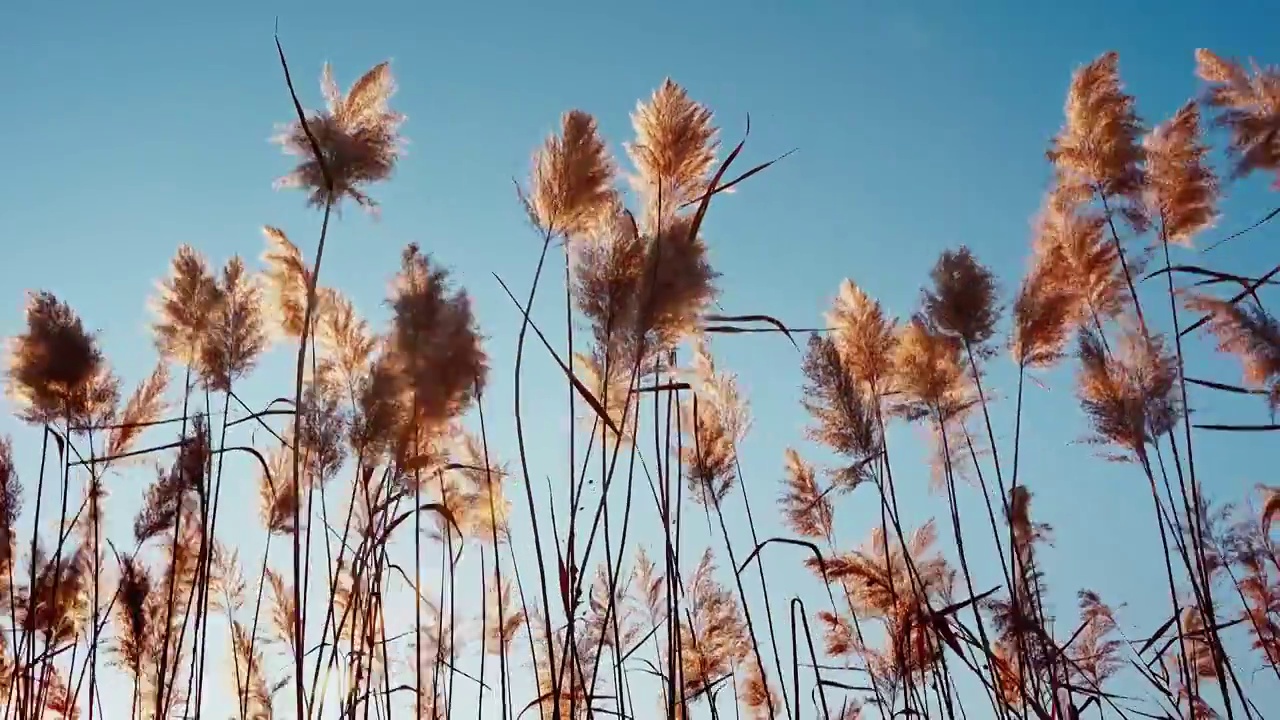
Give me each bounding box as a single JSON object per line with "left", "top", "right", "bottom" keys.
{"left": 529, "top": 110, "right": 618, "bottom": 238}
{"left": 111, "top": 554, "right": 153, "bottom": 679}
{"left": 740, "top": 661, "right": 780, "bottom": 720}
{"left": 230, "top": 619, "right": 273, "bottom": 719}
{"left": 6, "top": 291, "right": 104, "bottom": 425}
{"left": 679, "top": 549, "right": 749, "bottom": 699}
{"left": 274, "top": 61, "right": 404, "bottom": 210}
{"left": 891, "top": 317, "right": 973, "bottom": 422}
{"left": 259, "top": 441, "right": 299, "bottom": 535}
{"left": 1011, "top": 239, "right": 1078, "bottom": 369}
{"left": 106, "top": 363, "right": 170, "bottom": 460}
{"left": 134, "top": 419, "right": 207, "bottom": 543}
{"left": 1144, "top": 101, "right": 1218, "bottom": 245}
{"left": 1033, "top": 186, "right": 1124, "bottom": 322}
{"left": 445, "top": 430, "right": 511, "bottom": 543}
{"left": 638, "top": 214, "right": 719, "bottom": 353}
{"left": 388, "top": 243, "right": 488, "bottom": 440}
{"left": 572, "top": 205, "right": 647, "bottom": 351}
{"left": 261, "top": 225, "right": 313, "bottom": 339}
{"left": 819, "top": 521, "right": 954, "bottom": 678}
{"left": 1184, "top": 296, "right": 1280, "bottom": 414}
{"left": 485, "top": 579, "right": 524, "bottom": 655}
{"left": 317, "top": 287, "right": 376, "bottom": 391}
{"left": 200, "top": 256, "right": 268, "bottom": 391}
{"left": 350, "top": 347, "right": 409, "bottom": 463}
{"left": 299, "top": 374, "right": 350, "bottom": 486}
{"left": 923, "top": 246, "right": 1001, "bottom": 352}
{"left": 682, "top": 339, "right": 749, "bottom": 505}
{"left": 821, "top": 520, "right": 953, "bottom": 620}
{"left": 572, "top": 348, "right": 634, "bottom": 445}
{"left": 826, "top": 279, "right": 897, "bottom": 390}
{"left": 0, "top": 438, "right": 19, "bottom": 580}
{"left": 1195, "top": 49, "right": 1280, "bottom": 185}
{"left": 779, "top": 447, "right": 833, "bottom": 540}
{"left": 1048, "top": 51, "right": 1148, "bottom": 231}
{"left": 572, "top": 205, "right": 718, "bottom": 366}
{"left": 21, "top": 544, "right": 93, "bottom": 645}
{"left": 1070, "top": 590, "right": 1123, "bottom": 688}
{"left": 801, "top": 334, "right": 881, "bottom": 488}
{"left": 151, "top": 245, "right": 222, "bottom": 366}
{"left": 626, "top": 79, "right": 719, "bottom": 229}
{"left": 1076, "top": 322, "right": 1179, "bottom": 459}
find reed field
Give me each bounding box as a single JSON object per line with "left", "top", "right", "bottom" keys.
{"left": 0, "top": 28, "right": 1278, "bottom": 720}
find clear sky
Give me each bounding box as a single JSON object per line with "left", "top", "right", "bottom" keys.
{"left": 2, "top": 0, "right": 1279, "bottom": 717}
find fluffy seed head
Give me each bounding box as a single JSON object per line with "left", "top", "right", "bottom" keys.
{"left": 151, "top": 245, "right": 222, "bottom": 366}
{"left": 529, "top": 110, "right": 618, "bottom": 239}
{"left": 274, "top": 61, "right": 404, "bottom": 210}
{"left": 1076, "top": 323, "right": 1180, "bottom": 459}
{"left": 826, "top": 279, "right": 897, "bottom": 389}
{"left": 1195, "top": 49, "right": 1280, "bottom": 185}
{"left": 1144, "top": 101, "right": 1219, "bottom": 245}
{"left": 6, "top": 291, "right": 104, "bottom": 425}
{"left": 260, "top": 226, "right": 313, "bottom": 339}
{"left": 388, "top": 245, "right": 487, "bottom": 432}
{"left": 626, "top": 79, "right": 719, "bottom": 229}
{"left": 200, "top": 256, "right": 268, "bottom": 391}
{"left": 922, "top": 246, "right": 1001, "bottom": 351}
{"left": 1048, "top": 51, "right": 1148, "bottom": 231}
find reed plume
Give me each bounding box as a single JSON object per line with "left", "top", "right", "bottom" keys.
{"left": 822, "top": 520, "right": 953, "bottom": 620}
{"left": 529, "top": 110, "right": 618, "bottom": 238}
{"left": 1011, "top": 240, "right": 1078, "bottom": 369}
{"left": 738, "top": 660, "right": 779, "bottom": 720}
{"left": 1032, "top": 186, "right": 1124, "bottom": 324}
{"left": 133, "top": 419, "right": 208, "bottom": 544}
{"left": 1144, "top": 101, "right": 1219, "bottom": 245}
{"left": 274, "top": 61, "right": 404, "bottom": 210}
{"left": 683, "top": 339, "right": 749, "bottom": 505}
{"left": 819, "top": 522, "right": 955, "bottom": 680}
{"left": 679, "top": 548, "right": 750, "bottom": 700}
{"left": 485, "top": 578, "right": 524, "bottom": 656}
{"left": 230, "top": 619, "right": 274, "bottom": 719}
{"left": 639, "top": 214, "right": 719, "bottom": 351}
{"left": 0, "top": 437, "right": 19, "bottom": 582}
{"left": 112, "top": 554, "right": 154, "bottom": 681}
{"left": 1183, "top": 296, "right": 1280, "bottom": 414}
{"left": 572, "top": 349, "right": 634, "bottom": 444}
{"left": 1048, "top": 51, "right": 1148, "bottom": 231}
{"left": 801, "top": 333, "right": 882, "bottom": 489}
{"left": 317, "top": 287, "right": 376, "bottom": 392}
{"left": 571, "top": 196, "right": 718, "bottom": 370}
{"left": 626, "top": 79, "right": 719, "bottom": 228}
{"left": 1076, "top": 322, "right": 1180, "bottom": 459}
{"left": 445, "top": 431, "right": 511, "bottom": 542}
{"left": 827, "top": 279, "right": 897, "bottom": 388}
{"left": 1195, "top": 48, "right": 1280, "bottom": 184}
{"left": 1070, "top": 590, "right": 1123, "bottom": 689}
{"left": 890, "top": 317, "right": 974, "bottom": 423}
{"left": 388, "top": 243, "right": 488, "bottom": 447}
{"left": 923, "top": 246, "right": 1001, "bottom": 353}
{"left": 200, "top": 256, "right": 268, "bottom": 391}
{"left": 106, "top": 362, "right": 170, "bottom": 459}
{"left": 298, "top": 374, "right": 350, "bottom": 485}
{"left": 259, "top": 441, "right": 300, "bottom": 535}
{"left": 350, "top": 347, "right": 410, "bottom": 464}
{"left": 5, "top": 290, "right": 104, "bottom": 425}
{"left": 261, "top": 225, "right": 313, "bottom": 339}
{"left": 779, "top": 447, "right": 833, "bottom": 541}
{"left": 151, "top": 245, "right": 222, "bottom": 366}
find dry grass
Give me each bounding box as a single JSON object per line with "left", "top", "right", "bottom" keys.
{"left": 0, "top": 43, "right": 1278, "bottom": 720}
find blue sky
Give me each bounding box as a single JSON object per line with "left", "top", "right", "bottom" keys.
{"left": 2, "top": 0, "right": 1279, "bottom": 717}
